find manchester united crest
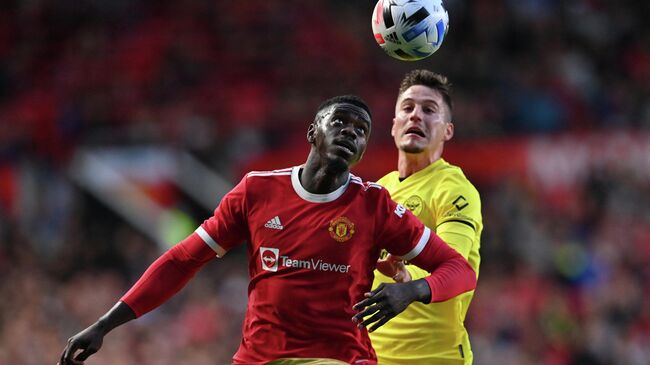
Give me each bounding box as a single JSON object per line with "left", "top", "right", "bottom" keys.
{"left": 328, "top": 216, "right": 355, "bottom": 242}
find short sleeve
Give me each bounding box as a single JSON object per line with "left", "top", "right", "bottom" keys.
{"left": 375, "top": 188, "right": 430, "bottom": 260}
{"left": 196, "top": 176, "right": 249, "bottom": 257}
{"left": 433, "top": 175, "right": 482, "bottom": 258}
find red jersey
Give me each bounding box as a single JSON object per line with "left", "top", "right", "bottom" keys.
{"left": 197, "top": 166, "right": 438, "bottom": 364}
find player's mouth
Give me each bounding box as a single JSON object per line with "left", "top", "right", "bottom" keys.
{"left": 404, "top": 126, "right": 426, "bottom": 138}
{"left": 333, "top": 139, "right": 356, "bottom": 155}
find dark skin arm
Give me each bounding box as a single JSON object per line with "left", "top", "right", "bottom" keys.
{"left": 58, "top": 301, "right": 135, "bottom": 365}
{"left": 351, "top": 279, "right": 431, "bottom": 332}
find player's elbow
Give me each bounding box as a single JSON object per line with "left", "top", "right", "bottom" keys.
{"left": 425, "top": 255, "right": 477, "bottom": 303}
{"left": 444, "top": 255, "right": 477, "bottom": 297}
{"left": 459, "top": 257, "right": 477, "bottom": 293}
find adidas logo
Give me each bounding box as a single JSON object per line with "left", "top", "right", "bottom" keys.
{"left": 264, "top": 216, "right": 284, "bottom": 230}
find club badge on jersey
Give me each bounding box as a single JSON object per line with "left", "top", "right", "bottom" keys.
{"left": 404, "top": 195, "right": 424, "bottom": 216}
{"left": 328, "top": 216, "right": 355, "bottom": 242}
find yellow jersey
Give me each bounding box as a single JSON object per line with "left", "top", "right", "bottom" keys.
{"left": 266, "top": 359, "right": 348, "bottom": 365}
{"left": 370, "top": 158, "right": 482, "bottom": 365}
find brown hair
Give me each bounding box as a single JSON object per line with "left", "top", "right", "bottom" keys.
{"left": 398, "top": 69, "right": 453, "bottom": 113}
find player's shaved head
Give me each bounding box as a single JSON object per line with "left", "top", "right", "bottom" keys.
{"left": 314, "top": 95, "right": 372, "bottom": 125}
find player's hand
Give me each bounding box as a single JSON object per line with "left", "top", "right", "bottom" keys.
{"left": 376, "top": 254, "right": 411, "bottom": 283}
{"left": 58, "top": 323, "right": 106, "bottom": 365}
{"left": 351, "top": 279, "right": 429, "bottom": 332}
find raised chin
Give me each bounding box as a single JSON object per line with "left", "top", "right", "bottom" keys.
{"left": 399, "top": 139, "right": 426, "bottom": 154}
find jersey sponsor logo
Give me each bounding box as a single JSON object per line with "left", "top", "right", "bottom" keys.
{"left": 393, "top": 204, "right": 407, "bottom": 218}
{"left": 328, "top": 216, "right": 355, "bottom": 242}
{"left": 452, "top": 195, "right": 469, "bottom": 211}
{"left": 260, "top": 247, "right": 279, "bottom": 272}
{"left": 404, "top": 195, "right": 424, "bottom": 216}
{"left": 280, "top": 256, "right": 351, "bottom": 273}
{"left": 259, "top": 247, "right": 351, "bottom": 273}
{"left": 264, "top": 216, "right": 284, "bottom": 230}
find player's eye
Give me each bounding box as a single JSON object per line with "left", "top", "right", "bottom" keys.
{"left": 424, "top": 104, "right": 438, "bottom": 113}
{"left": 332, "top": 118, "right": 343, "bottom": 126}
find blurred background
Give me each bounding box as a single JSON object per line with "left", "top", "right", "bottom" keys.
{"left": 1, "top": 0, "right": 649, "bottom": 364}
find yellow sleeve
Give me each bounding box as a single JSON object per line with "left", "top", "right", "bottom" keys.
{"left": 432, "top": 174, "right": 482, "bottom": 260}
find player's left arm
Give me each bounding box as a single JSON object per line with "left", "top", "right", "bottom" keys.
{"left": 353, "top": 190, "right": 476, "bottom": 331}
{"left": 354, "top": 227, "right": 476, "bottom": 331}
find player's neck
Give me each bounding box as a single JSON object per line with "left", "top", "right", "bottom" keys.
{"left": 301, "top": 157, "right": 350, "bottom": 194}
{"left": 397, "top": 150, "right": 441, "bottom": 179}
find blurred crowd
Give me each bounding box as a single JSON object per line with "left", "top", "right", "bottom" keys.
{"left": 1, "top": 0, "right": 649, "bottom": 364}
{"left": 471, "top": 167, "right": 650, "bottom": 364}
{"left": 1, "top": 0, "right": 648, "bottom": 163}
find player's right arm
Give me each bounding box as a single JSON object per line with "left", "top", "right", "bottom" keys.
{"left": 59, "top": 232, "right": 216, "bottom": 365}
{"left": 59, "top": 301, "right": 134, "bottom": 365}
{"left": 59, "top": 176, "right": 250, "bottom": 365}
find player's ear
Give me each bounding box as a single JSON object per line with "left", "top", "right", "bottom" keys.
{"left": 444, "top": 121, "right": 454, "bottom": 141}
{"left": 307, "top": 123, "right": 316, "bottom": 144}
{"left": 391, "top": 118, "right": 397, "bottom": 137}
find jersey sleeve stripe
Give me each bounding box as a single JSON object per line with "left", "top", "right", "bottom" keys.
{"left": 195, "top": 226, "right": 226, "bottom": 257}
{"left": 399, "top": 226, "right": 431, "bottom": 261}
{"left": 437, "top": 219, "right": 476, "bottom": 231}
{"left": 247, "top": 171, "right": 292, "bottom": 177}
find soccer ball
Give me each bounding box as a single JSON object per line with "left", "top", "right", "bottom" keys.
{"left": 371, "top": 0, "right": 449, "bottom": 61}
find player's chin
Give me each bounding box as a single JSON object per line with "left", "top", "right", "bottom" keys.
{"left": 399, "top": 142, "right": 426, "bottom": 154}
{"left": 330, "top": 149, "right": 360, "bottom": 162}
{"left": 327, "top": 154, "right": 355, "bottom": 170}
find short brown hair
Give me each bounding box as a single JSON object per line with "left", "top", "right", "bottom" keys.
{"left": 398, "top": 69, "right": 453, "bottom": 113}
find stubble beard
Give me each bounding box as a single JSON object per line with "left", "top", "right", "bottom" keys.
{"left": 399, "top": 142, "right": 425, "bottom": 154}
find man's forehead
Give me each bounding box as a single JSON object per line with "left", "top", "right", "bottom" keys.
{"left": 322, "top": 103, "right": 371, "bottom": 123}
{"left": 399, "top": 85, "right": 443, "bottom": 104}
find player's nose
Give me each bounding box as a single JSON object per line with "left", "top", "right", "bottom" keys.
{"left": 340, "top": 124, "right": 358, "bottom": 139}
{"left": 408, "top": 105, "right": 423, "bottom": 121}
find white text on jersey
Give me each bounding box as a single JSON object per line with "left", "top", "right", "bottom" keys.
{"left": 280, "top": 256, "right": 351, "bottom": 273}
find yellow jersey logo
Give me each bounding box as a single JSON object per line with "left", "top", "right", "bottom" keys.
{"left": 404, "top": 195, "right": 424, "bottom": 216}
{"left": 452, "top": 195, "right": 469, "bottom": 211}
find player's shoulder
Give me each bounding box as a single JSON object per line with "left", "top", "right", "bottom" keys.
{"left": 377, "top": 171, "right": 400, "bottom": 186}
{"left": 246, "top": 167, "right": 293, "bottom": 178}
{"left": 438, "top": 160, "right": 478, "bottom": 191}
{"left": 438, "top": 159, "right": 467, "bottom": 178}
{"left": 243, "top": 167, "right": 293, "bottom": 191}
{"left": 349, "top": 173, "right": 386, "bottom": 195}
